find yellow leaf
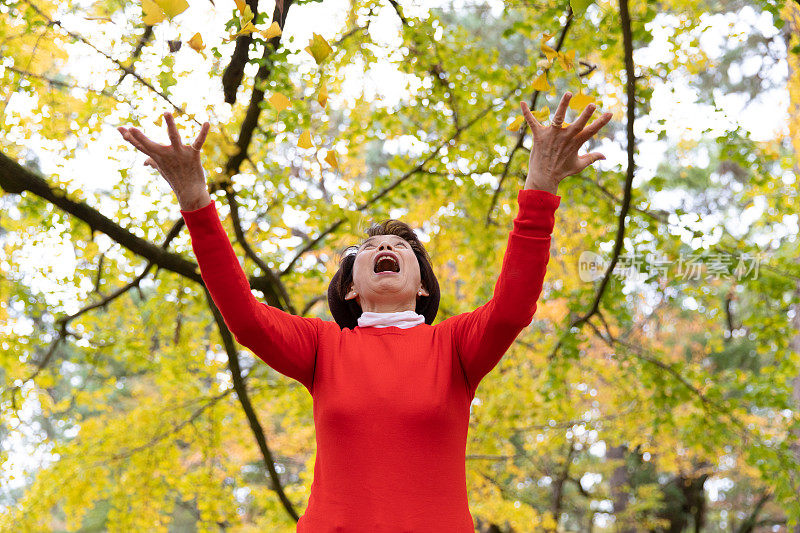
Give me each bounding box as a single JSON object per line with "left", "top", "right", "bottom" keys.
{"left": 231, "top": 21, "right": 257, "bottom": 39}
{"left": 324, "top": 150, "right": 338, "bottom": 170}
{"left": 541, "top": 42, "right": 558, "bottom": 62}
{"left": 222, "top": 143, "right": 241, "bottom": 156}
{"left": 298, "top": 130, "right": 313, "bottom": 149}
{"left": 306, "top": 33, "right": 333, "bottom": 64}
{"left": 531, "top": 73, "right": 551, "bottom": 92}
{"left": 569, "top": 92, "right": 595, "bottom": 110}
{"left": 533, "top": 107, "right": 550, "bottom": 122}
{"left": 188, "top": 33, "right": 204, "bottom": 52}
{"left": 261, "top": 21, "right": 282, "bottom": 39}
{"left": 142, "top": 0, "right": 165, "bottom": 25}
{"left": 558, "top": 49, "right": 576, "bottom": 70}
{"left": 507, "top": 115, "right": 525, "bottom": 131}
{"left": 268, "top": 92, "right": 290, "bottom": 112}
{"left": 239, "top": 4, "right": 254, "bottom": 25}
{"left": 155, "top": 114, "right": 163, "bottom": 127}
{"left": 234, "top": 0, "right": 247, "bottom": 13}
{"left": 541, "top": 31, "right": 554, "bottom": 41}
{"left": 317, "top": 79, "right": 328, "bottom": 107}
{"left": 154, "top": 0, "right": 188, "bottom": 19}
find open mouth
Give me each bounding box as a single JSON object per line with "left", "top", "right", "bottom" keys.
{"left": 374, "top": 254, "right": 400, "bottom": 274}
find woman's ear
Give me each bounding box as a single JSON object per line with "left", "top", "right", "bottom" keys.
{"left": 344, "top": 283, "right": 358, "bottom": 301}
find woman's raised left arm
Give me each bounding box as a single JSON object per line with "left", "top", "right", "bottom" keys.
{"left": 444, "top": 92, "right": 612, "bottom": 399}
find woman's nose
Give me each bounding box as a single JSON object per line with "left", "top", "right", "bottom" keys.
{"left": 378, "top": 242, "right": 393, "bottom": 250}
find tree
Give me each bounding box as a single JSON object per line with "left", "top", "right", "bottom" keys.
{"left": 1, "top": 0, "right": 799, "bottom": 530}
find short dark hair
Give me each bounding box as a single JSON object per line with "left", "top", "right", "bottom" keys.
{"left": 327, "top": 219, "right": 440, "bottom": 330}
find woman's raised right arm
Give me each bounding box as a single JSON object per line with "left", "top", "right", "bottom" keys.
{"left": 118, "top": 114, "right": 319, "bottom": 391}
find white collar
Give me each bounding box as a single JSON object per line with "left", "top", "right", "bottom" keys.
{"left": 357, "top": 310, "right": 425, "bottom": 329}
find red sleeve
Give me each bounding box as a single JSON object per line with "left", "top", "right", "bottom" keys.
{"left": 181, "top": 200, "right": 318, "bottom": 392}
{"left": 446, "top": 189, "right": 560, "bottom": 399}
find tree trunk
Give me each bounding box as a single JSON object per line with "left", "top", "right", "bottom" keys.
{"left": 607, "top": 445, "right": 636, "bottom": 533}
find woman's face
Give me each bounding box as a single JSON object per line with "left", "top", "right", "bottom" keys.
{"left": 345, "top": 234, "right": 430, "bottom": 313}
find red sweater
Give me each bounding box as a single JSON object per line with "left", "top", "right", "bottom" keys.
{"left": 181, "top": 189, "right": 560, "bottom": 532}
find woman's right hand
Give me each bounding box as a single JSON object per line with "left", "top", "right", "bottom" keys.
{"left": 117, "top": 113, "right": 212, "bottom": 211}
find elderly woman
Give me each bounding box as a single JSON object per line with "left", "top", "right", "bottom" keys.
{"left": 118, "top": 92, "right": 611, "bottom": 532}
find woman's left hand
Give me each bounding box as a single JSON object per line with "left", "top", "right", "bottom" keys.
{"left": 521, "top": 92, "right": 613, "bottom": 195}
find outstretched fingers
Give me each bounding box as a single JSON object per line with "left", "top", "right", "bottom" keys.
{"left": 163, "top": 112, "right": 183, "bottom": 148}
{"left": 192, "top": 122, "right": 210, "bottom": 151}
{"left": 127, "top": 127, "right": 165, "bottom": 154}
{"left": 568, "top": 103, "right": 597, "bottom": 133}
{"left": 551, "top": 92, "right": 572, "bottom": 127}
{"left": 575, "top": 112, "right": 613, "bottom": 144}
{"left": 579, "top": 152, "right": 606, "bottom": 167}
{"left": 118, "top": 127, "right": 153, "bottom": 157}
{"left": 520, "top": 101, "right": 542, "bottom": 134}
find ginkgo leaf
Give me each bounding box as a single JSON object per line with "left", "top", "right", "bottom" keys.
{"left": 541, "top": 31, "right": 554, "bottom": 41}
{"left": 154, "top": 0, "right": 188, "bottom": 19}
{"left": 569, "top": 91, "right": 595, "bottom": 110}
{"left": 188, "top": 33, "right": 204, "bottom": 52}
{"left": 261, "top": 21, "right": 282, "bottom": 39}
{"left": 142, "top": 0, "right": 165, "bottom": 25}
{"left": 324, "top": 150, "right": 338, "bottom": 170}
{"left": 558, "top": 50, "right": 576, "bottom": 70}
{"left": 570, "top": 0, "right": 594, "bottom": 16}
{"left": 268, "top": 92, "right": 290, "bottom": 112}
{"left": 533, "top": 107, "right": 550, "bottom": 122}
{"left": 507, "top": 115, "right": 525, "bottom": 131}
{"left": 317, "top": 80, "right": 328, "bottom": 107}
{"left": 234, "top": 0, "right": 246, "bottom": 13}
{"left": 298, "top": 130, "right": 313, "bottom": 149}
{"left": 231, "top": 21, "right": 257, "bottom": 38}
{"left": 532, "top": 73, "right": 551, "bottom": 92}
{"left": 541, "top": 42, "right": 558, "bottom": 62}
{"left": 239, "top": 4, "right": 254, "bottom": 26}
{"left": 305, "top": 33, "right": 332, "bottom": 64}
{"left": 155, "top": 114, "right": 163, "bottom": 127}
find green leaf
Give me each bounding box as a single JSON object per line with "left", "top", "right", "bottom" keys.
{"left": 570, "top": 0, "right": 593, "bottom": 16}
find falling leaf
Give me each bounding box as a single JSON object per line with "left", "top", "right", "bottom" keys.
{"left": 154, "top": 0, "right": 188, "bottom": 19}
{"left": 569, "top": 92, "right": 595, "bottom": 110}
{"left": 541, "top": 42, "right": 558, "bottom": 62}
{"left": 155, "top": 114, "right": 163, "bottom": 127}
{"left": 168, "top": 39, "right": 182, "bottom": 53}
{"left": 570, "top": 0, "right": 594, "bottom": 16}
{"left": 188, "top": 33, "right": 205, "bottom": 52}
{"left": 531, "top": 73, "right": 551, "bottom": 92}
{"left": 540, "top": 31, "right": 554, "bottom": 41}
{"left": 324, "top": 150, "right": 338, "bottom": 170}
{"left": 317, "top": 79, "right": 328, "bottom": 107}
{"left": 298, "top": 130, "right": 313, "bottom": 149}
{"left": 533, "top": 107, "right": 550, "bottom": 122}
{"left": 507, "top": 115, "right": 525, "bottom": 131}
{"left": 239, "top": 4, "right": 254, "bottom": 26}
{"left": 230, "top": 21, "right": 257, "bottom": 39}
{"left": 234, "top": 0, "right": 246, "bottom": 12}
{"left": 261, "top": 21, "right": 282, "bottom": 40}
{"left": 305, "top": 33, "right": 333, "bottom": 64}
{"left": 142, "top": 0, "right": 165, "bottom": 25}
{"left": 558, "top": 50, "right": 576, "bottom": 71}
{"left": 268, "top": 92, "right": 290, "bottom": 112}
